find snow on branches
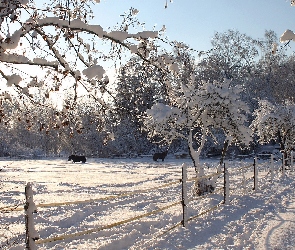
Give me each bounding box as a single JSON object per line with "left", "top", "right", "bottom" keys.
{"left": 280, "top": 29, "right": 295, "bottom": 43}
{"left": 0, "top": 1, "right": 162, "bottom": 111}
{"left": 0, "top": 0, "right": 173, "bottom": 135}
{"left": 143, "top": 78, "right": 252, "bottom": 176}
{"left": 251, "top": 100, "right": 295, "bottom": 152}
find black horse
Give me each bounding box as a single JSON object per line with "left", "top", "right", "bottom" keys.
{"left": 153, "top": 151, "right": 168, "bottom": 162}
{"left": 68, "top": 155, "right": 86, "bottom": 163}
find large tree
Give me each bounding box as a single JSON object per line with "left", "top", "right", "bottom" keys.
{"left": 251, "top": 30, "right": 293, "bottom": 104}
{"left": 112, "top": 43, "right": 197, "bottom": 154}
{"left": 197, "top": 30, "right": 259, "bottom": 82}
{"left": 143, "top": 78, "right": 252, "bottom": 195}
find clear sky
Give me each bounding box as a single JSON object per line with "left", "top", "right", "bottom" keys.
{"left": 91, "top": 0, "right": 295, "bottom": 52}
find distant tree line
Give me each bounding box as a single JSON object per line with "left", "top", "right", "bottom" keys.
{"left": 0, "top": 29, "right": 294, "bottom": 158}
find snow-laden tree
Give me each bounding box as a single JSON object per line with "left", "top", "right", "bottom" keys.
{"left": 196, "top": 29, "right": 295, "bottom": 113}
{"left": 0, "top": 0, "right": 172, "bottom": 132}
{"left": 143, "top": 78, "right": 252, "bottom": 195}
{"left": 115, "top": 57, "right": 166, "bottom": 126}
{"left": 104, "top": 117, "right": 153, "bottom": 157}
{"left": 113, "top": 43, "right": 196, "bottom": 154}
{"left": 197, "top": 30, "right": 259, "bottom": 83}
{"left": 251, "top": 100, "right": 295, "bottom": 165}
{"left": 252, "top": 30, "right": 295, "bottom": 104}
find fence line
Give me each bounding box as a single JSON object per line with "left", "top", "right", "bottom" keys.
{"left": 230, "top": 156, "right": 282, "bottom": 196}
{"left": 140, "top": 156, "right": 281, "bottom": 249}
{"left": 6, "top": 155, "right": 287, "bottom": 249}
{"left": 1, "top": 162, "right": 243, "bottom": 213}
{"left": 36, "top": 163, "right": 225, "bottom": 246}
{"left": 0, "top": 204, "right": 24, "bottom": 212}
{"left": 22, "top": 164, "right": 218, "bottom": 247}
{"left": 188, "top": 170, "right": 223, "bottom": 182}
{"left": 135, "top": 156, "right": 285, "bottom": 249}
{"left": 132, "top": 199, "right": 225, "bottom": 250}
{"left": 35, "top": 200, "right": 182, "bottom": 245}
{"left": 229, "top": 163, "right": 253, "bottom": 174}
{"left": 23, "top": 164, "right": 225, "bottom": 246}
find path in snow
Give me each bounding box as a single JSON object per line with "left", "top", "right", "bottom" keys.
{"left": 257, "top": 191, "right": 295, "bottom": 249}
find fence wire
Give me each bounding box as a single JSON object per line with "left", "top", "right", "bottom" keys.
{"left": 2, "top": 157, "right": 289, "bottom": 249}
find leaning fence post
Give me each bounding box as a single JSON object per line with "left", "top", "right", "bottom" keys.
{"left": 25, "top": 183, "right": 39, "bottom": 250}
{"left": 181, "top": 163, "right": 188, "bottom": 227}
{"left": 253, "top": 157, "right": 258, "bottom": 191}
{"left": 223, "top": 163, "right": 229, "bottom": 205}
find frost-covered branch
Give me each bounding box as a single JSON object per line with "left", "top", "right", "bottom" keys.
{"left": 0, "top": 52, "right": 58, "bottom": 69}
{"left": 143, "top": 76, "right": 252, "bottom": 195}
{"left": 0, "top": 0, "right": 170, "bottom": 109}
{"left": 0, "top": 69, "right": 8, "bottom": 80}
{"left": 143, "top": 79, "right": 252, "bottom": 174}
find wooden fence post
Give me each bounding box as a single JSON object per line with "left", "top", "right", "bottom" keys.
{"left": 25, "top": 183, "right": 39, "bottom": 250}
{"left": 242, "top": 165, "right": 246, "bottom": 194}
{"left": 291, "top": 151, "right": 294, "bottom": 172}
{"left": 282, "top": 152, "right": 285, "bottom": 178}
{"left": 253, "top": 157, "right": 258, "bottom": 191}
{"left": 270, "top": 154, "right": 274, "bottom": 182}
{"left": 223, "top": 163, "right": 229, "bottom": 205}
{"left": 181, "top": 163, "right": 188, "bottom": 227}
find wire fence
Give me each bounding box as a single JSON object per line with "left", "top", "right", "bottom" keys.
{"left": 1, "top": 155, "right": 288, "bottom": 249}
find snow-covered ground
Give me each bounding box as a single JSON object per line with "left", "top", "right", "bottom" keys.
{"left": 1, "top": 156, "right": 295, "bottom": 249}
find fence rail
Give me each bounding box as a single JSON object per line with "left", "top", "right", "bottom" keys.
{"left": 35, "top": 200, "right": 182, "bottom": 245}
{"left": 5, "top": 155, "right": 287, "bottom": 249}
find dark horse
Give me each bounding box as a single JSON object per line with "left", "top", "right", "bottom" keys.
{"left": 68, "top": 155, "right": 86, "bottom": 163}
{"left": 153, "top": 151, "right": 168, "bottom": 162}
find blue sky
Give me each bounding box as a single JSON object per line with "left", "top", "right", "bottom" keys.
{"left": 92, "top": 0, "right": 295, "bottom": 52}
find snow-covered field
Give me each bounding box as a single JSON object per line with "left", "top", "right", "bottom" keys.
{"left": 1, "top": 156, "right": 295, "bottom": 249}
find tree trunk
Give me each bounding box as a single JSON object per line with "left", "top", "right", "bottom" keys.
{"left": 187, "top": 128, "right": 205, "bottom": 177}
{"left": 187, "top": 130, "right": 197, "bottom": 174}
{"left": 187, "top": 127, "right": 211, "bottom": 196}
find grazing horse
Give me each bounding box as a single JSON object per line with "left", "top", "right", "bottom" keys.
{"left": 68, "top": 155, "right": 86, "bottom": 163}
{"left": 153, "top": 151, "right": 168, "bottom": 162}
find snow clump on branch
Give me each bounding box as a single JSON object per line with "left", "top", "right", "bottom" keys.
{"left": 280, "top": 29, "right": 295, "bottom": 43}
{"left": 82, "top": 65, "right": 105, "bottom": 80}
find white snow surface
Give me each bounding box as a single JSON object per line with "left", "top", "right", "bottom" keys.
{"left": 1, "top": 156, "right": 295, "bottom": 249}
